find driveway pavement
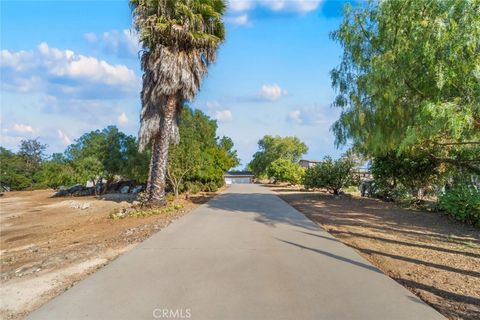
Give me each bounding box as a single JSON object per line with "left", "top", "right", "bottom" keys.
{"left": 29, "top": 184, "right": 444, "bottom": 320}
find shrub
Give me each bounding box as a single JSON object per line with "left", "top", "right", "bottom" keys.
{"left": 267, "top": 159, "right": 304, "bottom": 184}
{"left": 204, "top": 181, "right": 218, "bottom": 192}
{"left": 185, "top": 181, "right": 202, "bottom": 194}
{"left": 303, "top": 156, "right": 355, "bottom": 195}
{"left": 439, "top": 185, "right": 480, "bottom": 226}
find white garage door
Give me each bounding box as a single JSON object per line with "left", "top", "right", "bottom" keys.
{"left": 225, "top": 177, "right": 251, "bottom": 184}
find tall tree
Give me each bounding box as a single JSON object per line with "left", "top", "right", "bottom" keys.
{"left": 167, "top": 107, "right": 239, "bottom": 196}
{"left": 131, "top": 0, "right": 227, "bottom": 206}
{"left": 66, "top": 126, "right": 144, "bottom": 193}
{"left": 249, "top": 135, "right": 308, "bottom": 178}
{"left": 331, "top": 0, "right": 480, "bottom": 173}
{"left": 18, "top": 138, "right": 47, "bottom": 183}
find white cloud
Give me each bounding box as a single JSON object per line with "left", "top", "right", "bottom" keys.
{"left": 214, "top": 109, "right": 233, "bottom": 122}
{"left": 258, "top": 84, "right": 288, "bottom": 101}
{"left": 118, "top": 112, "right": 129, "bottom": 125}
{"left": 287, "top": 110, "right": 302, "bottom": 124}
{"left": 13, "top": 123, "right": 34, "bottom": 133}
{"left": 0, "top": 50, "right": 34, "bottom": 71}
{"left": 228, "top": 0, "right": 322, "bottom": 14}
{"left": 287, "top": 105, "right": 337, "bottom": 126}
{"left": 57, "top": 129, "right": 71, "bottom": 145}
{"left": 206, "top": 100, "right": 222, "bottom": 110}
{"left": 83, "top": 29, "right": 141, "bottom": 59}
{"left": 230, "top": 1, "right": 254, "bottom": 12}
{"left": 83, "top": 32, "right": 97, "bottom": 43}
{"left": 102, "top": 29, "right": 141, "bottom": 59}
{"left": 0, "top": 43, "right": 139, "bottom": 98}
{"left": 227, "top": 14, "right": 250, "bottom": 26}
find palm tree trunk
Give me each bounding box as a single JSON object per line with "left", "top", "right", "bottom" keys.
{"left": 145, "top": 94, "right": 178, "bottom": 206}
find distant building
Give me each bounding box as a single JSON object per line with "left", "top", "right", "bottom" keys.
{"left": 353, "top": 167, "right": 373, "bottom": 180}
{"left": 224, "top": 171, "right": 254, "bottom": 185}
{"left": 300, "top": 159, "right": 372, "bottom": 180}
{"left": 299, "top": 159, "right": 321, "bottom": 168}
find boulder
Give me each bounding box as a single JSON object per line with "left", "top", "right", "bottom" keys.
{"left": 131, "top": 185, "right": 143, "bottom": 194}
{"left": 53, "top": 184, "right": 94, "bottom": 197}
{"left": 120, "top": 186, "right": 130, "bottom": 194}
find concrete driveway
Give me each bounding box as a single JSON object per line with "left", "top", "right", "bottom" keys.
{"left": 29, "top": 184, "right": 444, "bottom": 320}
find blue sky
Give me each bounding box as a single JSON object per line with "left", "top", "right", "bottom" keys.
{"left": 1, "top": 0, "right": 353, "bottom": 168}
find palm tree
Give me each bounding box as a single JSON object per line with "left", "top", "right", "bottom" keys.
{"left": 130, "top": 0, "right": 226, "bottom": 206}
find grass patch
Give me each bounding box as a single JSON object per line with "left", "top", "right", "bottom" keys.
{"left": 110, "top": 203, "right": 184, "bottom": 219}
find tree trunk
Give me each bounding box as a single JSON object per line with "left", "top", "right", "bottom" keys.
{"left": 174, "top": 184, "right": 179, "bottom": 199}
{"left": 145, "top": 94, "right": 178, "bottom": 206}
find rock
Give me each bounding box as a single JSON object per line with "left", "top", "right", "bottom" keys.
{"left": 53, "top": 184, "right": 94, "bottom": 197}
{"left": 68, "top": 184, "right": 84, "bottom": 193}
{"left": 68, "top": 201, "right": 91, "bottom": 210}
{"left": 131, "top": 185, "right": 143, "bottom": 194}
{"left": 120, "top": 186, "right": 130, "bottom": 194}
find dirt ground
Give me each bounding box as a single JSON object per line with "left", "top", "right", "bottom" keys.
{"left": 270, "top": 185, "right": 480, "bottom": 320}
{"left": 0, "top": 188, "right": 220, "bottom": 320}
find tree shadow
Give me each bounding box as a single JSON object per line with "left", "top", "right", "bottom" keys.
{"left": 277, "top": 191, "right": 480, "bottom": 244}
{"left": 96, "top": 193, "right": 138, "bottom": 203}
{"left": 205, "top": 191, "right": 320, "bottom": 231}
{"left": 277, "top": 238, "right": 383, "bottom": 274}
{"left": 329, "top": 230, "right": 480, "bottom": 259}
{"left": 347, "top": 244, "right": 480, "bottom": 278}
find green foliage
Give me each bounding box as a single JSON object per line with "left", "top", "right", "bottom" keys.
{"left": 249, "top": 135, "right": 308, "bottom": 178}
{"left": 303, "top": 156, "right": 355, "bottom": 195}
{"left": 370, "top": 152, "right": 439, "bottom": 199}
{"left": 331, "top": 0, "right": 480, "bottom": 173}
{"left": 66, "top": 126, "right": 148, "bottom": 191}
{"left": 131, "top": 0, "right": 226, "bottom": 53}
{"left": 0, "top": 147, "right": 31, "bottom": 190}
{"left": 439, "top": 185, "right": 480, "bottom": 226}
{"left": 34, "top": 155, "right": 78, "bottom": 189}
{"left": 0, "top": 140, "right": 50, "bottom": 190}
{"left": 267, "top": 159, "right": 304, "bottom": 184}
{"left": 168, "top": 107, "right": 239, "bottom": 195}
{"left": 184, "top": 181, "right": 202, "bottom": 194}
{"left": 18, "top": 139, "right": 47, "bottom": 175}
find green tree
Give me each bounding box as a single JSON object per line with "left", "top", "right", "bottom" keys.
{"left": 249, "top": 135, "right": 308, "bottom": 178}
{"left": 66, "top": 126, "right": 146, "bottom": 193}
{"left": 370, "top": 152, "right": 439, "bottom": 198}
{"left": 18, "top": 138, "right": 47, "bottom": 186}
{"left": 0, "top": 147, "right": 31, "bottom": 190}
{"left": 35, "top": 153, "right": 78, "bottom": 188}
{"left": 120, "top": 138, "right": 150, "bottom": 183}
{"left": 167, "top": 107, "right": 239, "bottom": 195}
{"left": 303, "top": 156, "right": 355, "bottom": 195}
{"left": 267, "top": 158, "right": 304, "bottom": 184}
{"left": 331, "top": 0, "right": 480, "bottom": 173}
{"left": 131, "top": 0, "right": 227, "bottom": 206}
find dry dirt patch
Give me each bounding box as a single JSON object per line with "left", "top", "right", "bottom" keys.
{"left": 271, "top": 185, "right": 480, "bottom": 320}
{"left": 0, "top": 189, "right": 221, "bottom": 320}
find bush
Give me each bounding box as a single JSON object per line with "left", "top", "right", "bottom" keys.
{"left": 185, "top": 181, "right": 202, "bottom": 194}
{"left": 439, "top": 185, "right": 480, "bottom": 226}
{"left": 267, "top": 159, "right": 304, "bottom": 184}
{"left": 204, "top": 181, "right": 218, "bottom": 192}
{"left": 303, "top": 156, "right": 355, "bottom": 195}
